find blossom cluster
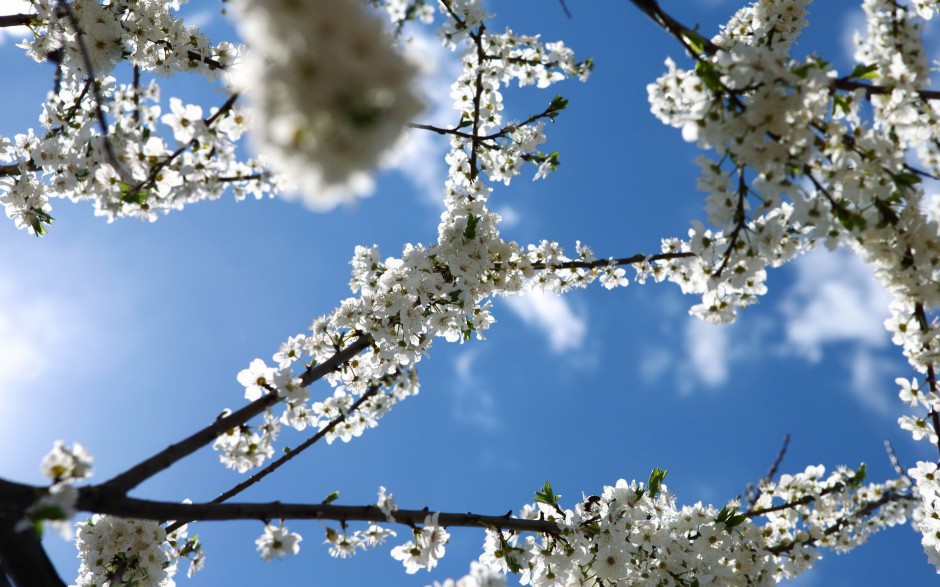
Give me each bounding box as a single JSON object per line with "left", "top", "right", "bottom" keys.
{"left": 461, "top": 467, "right": 913, "bottom": 586}
{"left": 7, "top": 0, "right": 940, "bottom": 582}
{"left": 74, "top": 515, "right": 175, "bottom": 586}
{"left": 644, "top": 0, "right": 940, "bottom": 567}
{"left": 223, "top": 0, "right": 601, "bottom": 474}
{"left": 17, "top": 441, "right": 94, "bottom": 539}
{"left": 228, "top": 0, "right": 424, "bottom": 209}
{"left": 0, "top": 1, "right": 274, "bottom": 234}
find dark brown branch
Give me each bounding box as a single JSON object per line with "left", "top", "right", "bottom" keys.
{"left": 76, "top": 491, "right": 562, "bottom": 535}
{"left": 0, "top": 517, "right": 65, "bottom": 587}
{"left": 913, "top": 303, "right": 940, "bottom": 462}
{"left": 210, "top": 385, "right": 381, "bottom": 506}
{"left": 714, "top": 167, "right": 749, "bottom": 278}
{"left": 103, "top": 336, "right": 371, "bottom": 493}
{"left": 766, "top": 490, "right": 915, "bottom": 555}
{"left": 100, "top": 391, "right": 282, "bottom": 494}
{"left": 747, "top": 434, "right": 791, "bottom": 508}
{"left": 128, "top": 93, "right": 240, "bottom": 197}
{"left": 832, "top": 77, "right": 940, "bottom": 102}
{"left": 299, "top": 334, "right": 372, "bottom": 387}
{"left": 164, "top": 383, "right": 385, "bottom": 534}
{"left": 408, "top": 122, "right": 477, "bottom": 140}
{"left": 627, "top": 0, "right": 940, "bottom": 104}
{"left": 0, "top": 479, "right": 65, "bottom": 587}
{"left": 57, "top": 2, "right": 128, "bottom": 180}
{"left": 525, "top": 250, "right": 696, "bottom": 272}
{"left": 0, "top": 14, "right": 35, "bottom": 28}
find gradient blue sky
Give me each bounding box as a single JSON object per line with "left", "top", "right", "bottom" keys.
{"left": 2, "top": 1, "right": 939, "bottom": 585}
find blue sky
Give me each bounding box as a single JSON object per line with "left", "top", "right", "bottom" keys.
{"left": 1, "top": 0, "right": 939, "bottom": 585}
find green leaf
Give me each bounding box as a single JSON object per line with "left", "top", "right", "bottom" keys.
{"left": 322, "top": 491, "right": 340, "bottom": 504}
{"left": 463, "top": 214, "right": 479, "bottom": 240}
{"left": 694, "top": 60, "right": 723, "bottom": 94}
{"left": 547, "top": 95, "right": 569, "bottom": 121}
{"left": 715, "top": 505, "right": 747, "bottom": 530}
{"left": 847, "top": 463, "right": 867, "bottom": 490}
{"left": 682, "top": 28, "right": 709, "bottom": 56}
{"left": 30, "top": 209, "right": 54, "bottom": 237}
{"left": 848, "top": 63, "right": 880, "bottom": 80}
{"left": 831, "top": 94, "right": 851, "bottom": 116}
{"left": 461, "top": 318, "right": 476, "bottom": 341}
{"left": 890, "top": 172, "right": 921, "bottom": 189}
{"left": 117, "top": 181, "right": 151, "bottom": 205}
{"left": 534, "top": 481, "right": 561, "bottom": 506}
{"left": 832, "top": 204, "right": 867, "bottom": 232}
{"left": 648, "top": 468, "right": 668, "bottom": 498}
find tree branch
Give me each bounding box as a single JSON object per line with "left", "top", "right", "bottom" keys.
{"left": 102, "top": 335, "right": 372, "bottom": 493}
{"left": 522, "top": 250, "right": 696, "bottom": 272}
{"left": 76, "top": 491, "right": 562, "bottom": 535}
{"left": 0, "top": 479, "right": 65, "bottom": 587}
{"left": 0, "top": 14, "right": 34, "bottom": 28}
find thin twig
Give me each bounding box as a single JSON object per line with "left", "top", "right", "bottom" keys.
{"left": 102, "top": 336, "right": 371, "bottom": 493}
{"left": 883, "top": 439, "right": 906, "bottom": 478}
{"left": 747, "top": 433, "right": 791, "bottom": 508}
{"left": 164, "top": 384, "right": 386, "bottom": 534}
{"left": 57, "top": 1, "right": 129, "bottom": 180}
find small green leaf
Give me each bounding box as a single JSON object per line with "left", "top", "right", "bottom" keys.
{"left": 695, "top": 60, "right": 723, "bottom": 94}
{"left": 463, "top": 214, "right": 479, "bottom": 240}
{"left": 117, "top": 181, "right": 151, "bottom": 205}
{"left": 890, "top": 172, "right": 921, "bottom": 189}
{"left": 847, "top": 463, "right": 867, "bottom": 490}
{"left": 547, "top": 95, "right": 568, "bottom": 121}
{"left": 648, "top": 468, "right": 668, "bottom": 499}
{"left": 831, "top": 94, "right": 851, "bottom": 116}
{"left": 322, "top": 491, "right": 340, "bottom": 505}
{"left": 682, "top": 28, "right": 709, "bottom": 56}
{"left": 848, "top": 63, "right": 879, "bottom": 80}
{"left": 534, "top": 481, "right": 561, "bottom": 506}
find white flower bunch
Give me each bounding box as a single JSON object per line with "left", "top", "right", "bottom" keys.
{"left": 75, "top": 515, "right": 175, "bottom": 586}
{"left": 229, "top": 0, "right": 424, "bottom": 209}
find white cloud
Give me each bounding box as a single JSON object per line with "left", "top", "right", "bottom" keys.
{"left": 181, "top": 9, "right": 214, "bottom": 30}
{"left": 779, "top": 248, "right": 891, "bottom": 361}
{"left": 638, "top": 346, "right": 672, "bottom": 384}
{"left": 0, "top": 291, "right": 64, "bottom": 390}
{"left": 841, "top": 10, "right": 866, "bottom": 66}
{"left": 683, "top": 318, "right": 730, "bottom": 389}
{"left": 382, "top": 28, "right": 462, "bottom": 205}
{"left": 494, "top": 205, "right": 520, "bottom": 228}
{"left": 502, "top": 290, "right": 587, "bottom": 354}
{"left": 847, "top": 348, "right": 897, "bottom": 416}
{"left": 450, "top": 349, "right": 500, "bottom": 432}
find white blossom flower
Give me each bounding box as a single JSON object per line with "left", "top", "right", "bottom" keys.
{"left": 256, "top": 522, "right": 302, "bottom": 560}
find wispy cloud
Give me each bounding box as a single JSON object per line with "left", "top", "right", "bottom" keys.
{"left": 683, "top": 318, "right": 730, "bottom": 389}
{"left": 181, "top": 9, "right": 215, "bottom": 30}
{"left": 383, "top": 28, "right": 462, "bottom": 205}
{"left": 450, "top": 349, "right": 501, "bottom": 432}
{"left": 840, "top": 9, "right": 866, "bottom": 66}
{"left": 847, "top": 348, "right": 897, "bottom": 416}
{"left": 779, "top": 248, "right": 891, "bottom": 362}
{"left": 494, "top": 205, "right": 520, "bottom": 228}
{"left": 502, "top": 290, "right": 587, "bottom": 354}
